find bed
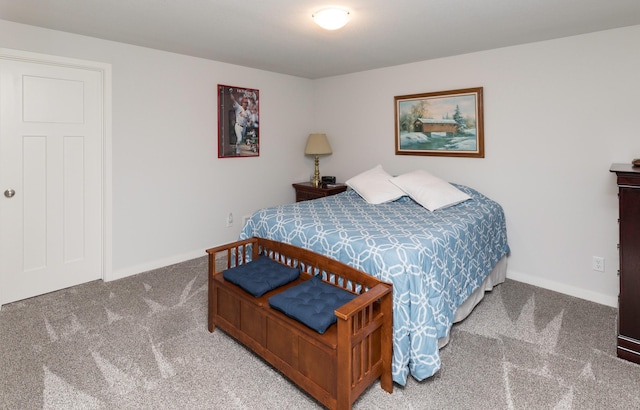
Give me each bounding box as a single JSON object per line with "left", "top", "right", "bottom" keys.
{"left": 239, "top": 181, "right": 509, "bottom": 386}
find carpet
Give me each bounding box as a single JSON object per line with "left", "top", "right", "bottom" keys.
{"left": 1, "top": 257, "right": 639, "bottom": 409}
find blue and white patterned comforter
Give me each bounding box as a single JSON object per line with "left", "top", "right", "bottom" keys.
{"left": 239, "top": 186, "right": 509, "bottom": 385}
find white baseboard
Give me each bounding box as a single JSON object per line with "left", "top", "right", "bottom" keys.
{"left": 107, "top": 249, "right": 206, "bottom": 282}
{"left": 507, "top": 269, "right": 617, "bottom": 308}
{"left": 108, "top": 257, "right": 619, "bottom": 308}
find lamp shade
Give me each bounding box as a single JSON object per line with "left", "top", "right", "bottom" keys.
{"left": 304, "top": 133, "right": 332, "bottom": 155}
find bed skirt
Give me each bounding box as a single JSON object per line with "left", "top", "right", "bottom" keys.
{"left": 438, "top": 255, "right": 508, "bottom": 349}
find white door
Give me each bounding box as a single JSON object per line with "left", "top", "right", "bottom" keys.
{"left": 0, "top": 57, "right": 103, "bottom": 305}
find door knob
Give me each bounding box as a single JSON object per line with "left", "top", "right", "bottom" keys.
{"left": 4, "top": 189, "right": 15, "bottom": 198}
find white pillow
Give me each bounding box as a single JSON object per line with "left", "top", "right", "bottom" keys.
{"left": 345, "top": 165, "right": 406, "bottom": 204}
{"left": 390, "top": 169, "right": 471, "bottom": 211}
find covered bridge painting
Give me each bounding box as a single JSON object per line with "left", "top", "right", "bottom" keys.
{"left": 413, "top": 118, "right": 457, "bottom": 137}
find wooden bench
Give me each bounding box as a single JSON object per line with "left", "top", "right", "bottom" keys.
{"left": 207, "top": 237, "right": 393, "bottom": 410}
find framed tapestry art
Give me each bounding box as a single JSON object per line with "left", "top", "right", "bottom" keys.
{"left": 395, "top": 87, "right": 484, "bottom": 158}
{"left": 218, "top": 84, "right": 260, "bottom": 158}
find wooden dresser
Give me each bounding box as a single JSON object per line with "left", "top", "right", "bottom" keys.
{"left": 610, "top": 163, "right": 640, "bottom": 364}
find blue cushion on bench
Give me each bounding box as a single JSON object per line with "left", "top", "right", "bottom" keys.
{"left": 223, "top": 256, "right": 300, "bottom": 297}
{"left": 268, "top": 275, "right": 357, "bottom": 334}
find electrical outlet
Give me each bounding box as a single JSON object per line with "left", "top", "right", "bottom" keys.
{"left": 592, "top": 256, "right": 605, "bottom": 272}
{"left": 242, "top": 215, "right": 251, "bottom": 226}
{"left": 226, "top": 212, "right": 233, "bottom": 227}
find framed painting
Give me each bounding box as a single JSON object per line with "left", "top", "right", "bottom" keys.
{"left": 218, "top": 84, "right": 260, "bottom": 158}
{"left": 394, "top": 87, "right": 484, "bottom": 158}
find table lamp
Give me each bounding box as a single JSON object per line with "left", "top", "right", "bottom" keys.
{"left": 304, "top": 133, "right": 332, "bottom": 187}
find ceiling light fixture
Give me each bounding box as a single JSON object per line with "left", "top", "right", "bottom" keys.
{"left": 312, "top": 7, "right": 350, "bottom": 30}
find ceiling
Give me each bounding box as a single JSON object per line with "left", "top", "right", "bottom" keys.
{"left": 1, "top": 0, "right": 639, "bottom": 79}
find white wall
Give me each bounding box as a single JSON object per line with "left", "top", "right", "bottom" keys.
{"left": 2, "top": 18, "right": 638, "bottom": 307}
{"left": 313, "top": 25, "right": 640, "bottom": 306}
{"left": 0, "top": 20, "right": 315, "bottom": 278}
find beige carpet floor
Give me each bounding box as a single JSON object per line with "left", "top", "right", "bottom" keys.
{"left": 1, "top": 256, "right": 639, "bottom": 409}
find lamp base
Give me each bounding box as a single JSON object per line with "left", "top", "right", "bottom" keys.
{"left": 311, "top": 155, "right": 321, "bottom": 187}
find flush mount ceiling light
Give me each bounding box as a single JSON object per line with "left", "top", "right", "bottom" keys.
{"left": 312, "top": 7, "right": 350, "bottom": 30}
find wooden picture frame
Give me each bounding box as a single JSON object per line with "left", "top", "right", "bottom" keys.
{"left": 395, "top": 87, "right": 484, "bottom": 158}
{"left": 218, "top": 84, "right": 259, "bottom": 158}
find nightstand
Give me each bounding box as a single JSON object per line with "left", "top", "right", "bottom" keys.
{"left": 292, "top": 182, "right": 347, "bottom": 202}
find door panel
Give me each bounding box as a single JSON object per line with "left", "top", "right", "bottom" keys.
{"left": 0, "top": 58, "right": 103, "bottom": 305}
{"left": 22, "top": 135, "right": 48, "bottom": 272}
